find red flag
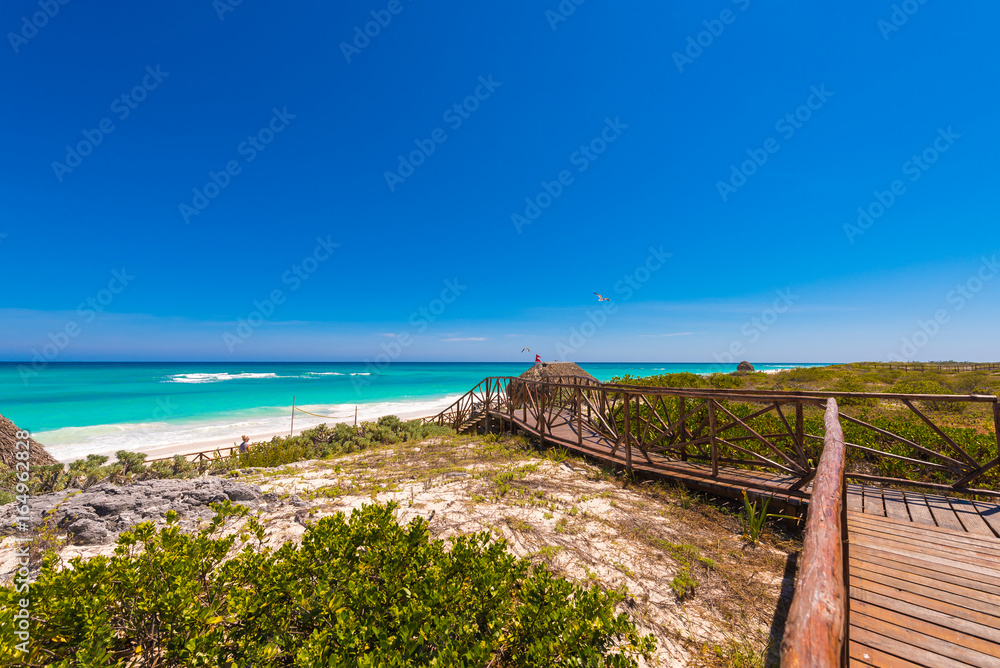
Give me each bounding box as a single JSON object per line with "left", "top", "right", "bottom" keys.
{"left": 535, "top": 354, "right": 542, "bottom": 363}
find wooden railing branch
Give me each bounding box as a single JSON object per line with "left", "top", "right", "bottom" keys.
{"left": 781, "top": 398, "right": 848, "bottom": 667}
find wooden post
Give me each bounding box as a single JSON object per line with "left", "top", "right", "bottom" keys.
{"left": 679, "top": 396, "right": 687, "bottom": 461}
{"left": 485, "top": 379, "right": 492, "bottom": 435}
{"left": 796, "top": 402, "right": 805, "bottom": 467}
{"left": 354, "top": 406, "right": 358, "bottom": 428}
{"left": 708, "top": 398, "right": 718, "bottom": 477}
{"left": 624, "top": 394, "right": 632, "bottom": 474}
{"left": 290, "top": 396, "right": 295, "bottom": 437}
{"left": 577, "top": 388, "right": 583, "bottom": 447}
{"left": 994, "top": 403, "right": 1000, "bottom": 462}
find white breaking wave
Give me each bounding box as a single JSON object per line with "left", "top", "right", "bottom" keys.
{"left": 165, "top": 372, "right": 280, "bottom": 383}
{"left": 305, "top": 372, "right": 344, "bottom": 376}
{"left": 37, "top": 395, "right": 463, "bottom": 463}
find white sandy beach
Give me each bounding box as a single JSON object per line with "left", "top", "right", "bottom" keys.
{"left": 40, "top": 396, "right": 461, "bottom": 464}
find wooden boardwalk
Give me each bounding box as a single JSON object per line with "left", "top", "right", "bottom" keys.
{"left": 492, "top": 407, "right": 1000, "bottom": 667}
{"left": 499, "top": 408, "right": 814, "bottom": 513}
{"left": 845, "top": 485, "right": 1000, "bottom": 667}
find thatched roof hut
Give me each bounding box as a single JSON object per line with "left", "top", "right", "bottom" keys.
{"left": 516, "top": 361, "right": 598, "bottom": 384}
{"left": 508, "top": 361, "right": 600, "bottom": 408}
{"left": 0, "top": 414, "right": 58, "bottom": 470}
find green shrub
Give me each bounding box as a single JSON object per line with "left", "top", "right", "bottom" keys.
{"left": 834, "top": 376, "right": 875, "bottom": 406}
{"left": 708, "top": 373, "right": 744, "bottom": 389}
{"left": 232, "top": 417, "right": 453, "bottom": 470}
{"left": 1, "top": 501, "right": 655, "bottom": 667}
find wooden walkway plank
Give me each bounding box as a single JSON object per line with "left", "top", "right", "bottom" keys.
{"left": 848, "top": 509, "right": 1000, "bottom": 544}
{"left": 847, "top": 483, "right": 864, "bottom": 512}
{"left": 848, "top": 521, "right": 1000, "bottom": 562}
{"left": 850, "top": 608, "right": 1000, "bottom": 668}
{"left": 925, "top": 493, "right": 968, "bottom": 532}
{"left": 950, "top": 497, "right": 1000, "bottom": 538}
{"left": 849, "top": 639, "right": 926, "bottom": 668}
{"left": 851, "top": 578, "right": 1000, "bottom": 640}
{"left": 849, "top": 555, "right": 1000, "bottom": 611}
{"left": 850, "top": 562, "right": 1000, "bottom": 620}
{"left": 851, "top": 543, "right": 1000, "bottom": 593}
{"left": 882, "top": 488, "right": 911, "bottom": 522}
{"left": 902, "top": 491, "right": 938, "bottom": 527}
{"left": 973, "top": 501, "right": 1000, "bottom": 538}
{"left": 849, "top": 625, "right": 983, "bottom": 668}
{"left": 850, "top": 532, "right": 1000, "bottom": 580}
{"left": 863, "top": 485, "right": 885, "bottom": 517}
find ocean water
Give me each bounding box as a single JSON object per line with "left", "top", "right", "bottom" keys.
{"left": 0, "top": 362, "right": 825, "bottom": 461}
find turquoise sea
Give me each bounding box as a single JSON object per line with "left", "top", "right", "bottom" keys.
{"left": 0, "top": 362, "right": 826, "bottom": 462}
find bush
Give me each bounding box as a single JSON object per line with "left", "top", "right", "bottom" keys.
{"left": 231, "top": 417, "right": 452, "bottom": 470}
{"left": 1, "top": 501, "right": 655, "bottom": 667}
{"left": 834, "top": 376, "right": 875, "bottom": 407}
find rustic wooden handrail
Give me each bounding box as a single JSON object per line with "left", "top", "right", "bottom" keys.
{"left": 781, "top": 398, "right": 848, "bottom": 667}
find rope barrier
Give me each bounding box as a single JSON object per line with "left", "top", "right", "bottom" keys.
{"left": 292, "top": 405, "right": 353, "bottom": 420}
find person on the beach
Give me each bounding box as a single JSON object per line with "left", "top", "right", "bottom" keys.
{"left": 238, "top": 435, "right": 250, "bottom": 454}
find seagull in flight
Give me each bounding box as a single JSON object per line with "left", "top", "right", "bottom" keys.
{"left": 593, "top": 292, "right": 611, "bottom": 302}
{"left": 521, "top": 347, "right": 530, "bottom": 352}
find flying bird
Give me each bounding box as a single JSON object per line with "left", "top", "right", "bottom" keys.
{"left": 521, "top": 347, "right": 530, "bottom": 352}
{"left": 593, "top": 292, "right": 610, "bottom": 301}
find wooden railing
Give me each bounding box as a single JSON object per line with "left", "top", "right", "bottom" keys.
{"left": 428, "top": 377, "right": 1000, "bottom": 498}
{"left": 144, "top": 446, "right": 241, "bottom": 465}
{"left": 780, "top": 398, "right": 849, "bottom": 667}
{"left": 855, "top": 362, "right": 1000, "bottom": 372}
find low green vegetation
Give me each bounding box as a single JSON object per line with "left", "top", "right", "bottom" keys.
{"left": 1, "top": 501, "right": 655, "bottom": 667}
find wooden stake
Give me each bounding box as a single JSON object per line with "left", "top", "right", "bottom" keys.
{"left": 708, "top": 399, "right": 718, "bottom": 477}
{"left": 290, "top": 396, "right": 295, "bottom": 437}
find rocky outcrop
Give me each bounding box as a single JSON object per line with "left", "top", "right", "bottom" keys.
{"left": 0, "top": 414, "right": 58, "bottom": 469}
{"left": 736, "top": 361, "right": 755, "bottom": 373}
{"left": 0, "top": 477, "right": 269, "bottom": 545}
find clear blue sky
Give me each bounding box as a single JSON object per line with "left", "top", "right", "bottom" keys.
{"left": 1, "top": 1, "right": 998, "bottom": 363}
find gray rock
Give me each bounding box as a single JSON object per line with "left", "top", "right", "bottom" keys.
{"left": 66, "top": 518, "right": 111, "bottom": 545}
{"left": 736, "top": 361, "right": 755, "bottom": 373}
{"left": 221, "top": 482, "right": 261, "bottom": 502}
{"left": 0, "top": 475, "right": 275, "bottom": 545}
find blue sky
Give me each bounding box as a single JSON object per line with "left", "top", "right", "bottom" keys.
{"left": 1, "top": 0, "right": 998, "bottom": 363}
